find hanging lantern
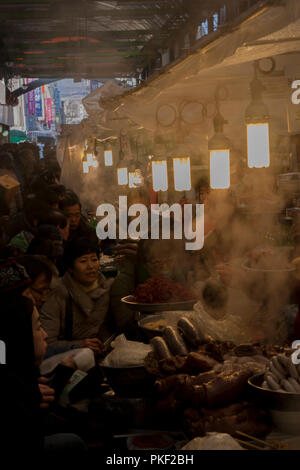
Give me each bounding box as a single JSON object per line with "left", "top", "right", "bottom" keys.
{"left": 173, "top": 157, "right": 191, "bottom": 191}
{"left": 128, "top": 159, "right": 144, "bottom": 189}
{"left": 117, "top": 167, "right": 128, "bottom": 185}
{"left": 245, "top": 64, "right": 270, "bottom": 168}
{"left": 128, "top": 171, "right": 137, "bottom": 188}
{"left": 151, "top": 158, "right": 168, "bottom": 192}
{"left": 128, "top": 169, "right": 144, "bottom": 188}
{"left": 82, "top": 151, "right": 98, "bottom": 173}
{"left": 116, "top": 150, "right": 128, "bottom": 185}
{"left": 104, "top": 142, "right": 113, "bottom": 167}
{"left": 92, "top": 158, "right": 98, "bottom": 169}
{"left": 246, "top": 123, "right": 270, "bottom": 168}
{"left": 87, "top": 153, "right": 94, "bottom": 165}
{"left": 82, "top": 152, "right": 89, "bottom": 173}
{"left": 208, "top": 111, "right": 231, "bottom": 189}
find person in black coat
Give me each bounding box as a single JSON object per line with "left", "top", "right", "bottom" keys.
{"left": 0, "top": 259, "right": 86, "bottom": 454}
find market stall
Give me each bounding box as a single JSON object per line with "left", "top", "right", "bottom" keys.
{"left": 46, "top": 1, "right": 300, "bottom": 451}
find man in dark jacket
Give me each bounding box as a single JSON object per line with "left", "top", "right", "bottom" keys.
{"left": 60, "top": 190, "right": 97, "bottom": 243}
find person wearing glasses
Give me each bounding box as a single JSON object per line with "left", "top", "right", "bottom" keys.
{"left": 20, "top": 255, "right": 53, "bottom": 310}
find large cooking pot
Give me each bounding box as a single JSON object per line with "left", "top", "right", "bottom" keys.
{"left": 100, "top": 364, "right": 155, "bottom": 398}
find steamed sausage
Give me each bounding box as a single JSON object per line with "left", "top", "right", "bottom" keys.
{"left": 272, "top": 356, "right": 287, "bottom": 377}
{"left": 178, "top": 317, "right": 200, "bottom": 347}
{"left": 266, "top": 374, "right": 281, "bottom": 391}
{"left": 163, "top": 327, "right": 188, "bottom": 356}
{"left": 150, "top": 337, "right": 172, "bottom": 360}
{"left": 288, "top": 360, "right": 299, "bottom": 380}
{"left": 288, "top": 377, "right": 300, "bottom": 393}
{"left": 269, "top": 363, "right": 285, "bottom": 382}
{"left": 281, "top": 379, "right": 295, "bottom": 393}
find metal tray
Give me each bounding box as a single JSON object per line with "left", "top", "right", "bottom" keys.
{"left": 121, "top": 295, "right": 197, "bottom": 313}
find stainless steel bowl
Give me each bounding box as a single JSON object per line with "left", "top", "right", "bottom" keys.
{"left": 249, "top": 374, "right": 300, "bottom": 434}
{"left": 138, "top": 311, "right": 193, "bottom": 340}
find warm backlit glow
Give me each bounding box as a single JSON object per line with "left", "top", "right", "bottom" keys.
{"left": 128, "top": 172, "right": 135, "bottom": 188}
{"left": 152, "top": 160, "right": 168, "bottom": 192}
{"left": 41, "top": 36, "right": 100, "bottom": 45}
{"left": 247, "top": 123, "right": 270, "bottom": 168}
{"left": 210, "top": 149, "right": 230, "bottom": 189}
{"left": 24, "top": 51, "right": 44, "bottom": 55}
{"left": 83, "top": 155, "right": 98, "bottom": 173}
{"left": 128, "top": 170, "right": 144, "bottom": 188}
{"left": 173, "top": 157, "right": 191, "bottom": 191}
{"left": 104, "top": 149, "right": 113, "bottom": 166}
{"left": 87, "top": 153, "right": 94, "bottom": 165}
{"left": 117, "top": 167, "right": 128, "bottom": 185}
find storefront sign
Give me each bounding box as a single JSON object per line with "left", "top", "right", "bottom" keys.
{"left": 46, "top": 98, "right": 53, "bottom": 123}
{"left": 35, "top": 87, "right": 43, "bottom": 117}
{"left": 26, "top": 78, "right": 35, "bottom": 115}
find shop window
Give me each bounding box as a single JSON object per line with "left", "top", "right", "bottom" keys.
{"left": 220, "top": 5, "right": 226, "bottom": 24}
{"left": 213, "top": 13, "right": 219, "bottom": 31}
{"left": 196, "top": 19, "right": 209, "bottom": 40}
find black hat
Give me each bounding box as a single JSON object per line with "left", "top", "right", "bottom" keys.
{"left": 63, "top": 236, "right": 100, "bottom": 268}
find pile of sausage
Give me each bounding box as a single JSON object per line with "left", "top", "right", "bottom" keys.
{"left": 263, "top": 355, "right": 300, "bottom": 393}
{"left": 150, "top": 315, "right": 205, "bottom": 359}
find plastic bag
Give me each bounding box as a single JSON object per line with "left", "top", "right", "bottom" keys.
{"left": 101, "top": 334, "right": 152, "bottom": 368}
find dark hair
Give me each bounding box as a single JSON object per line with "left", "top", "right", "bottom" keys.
{"left": 35, "top": 224, "right": 62, "bottom": 241}
{"left": 43, "top": 210, "right": 68, "bottom": 229}
{"left": 42, "top": 189, "right": 60, "bottom": 207}
{"left": 63, "top": 236, "right": 99, "bottom": 268}
{"left": 23, "top": 195, "right": 51, "bottom": 225}
{"left": 0, "top": 151, "right": 14, "bottom": 171}
{"left": 27, "top": 176, "right": 48, "bottom": 196}
{"left": 48, "top": 184, "right": 66, "bottom": 198}
{"left": 1, "top": 294, "right": 36, "bottom": 373}
{"left": 60, "top": 189, "right": 81, "bottom": 211}
{"left": 44, "top": 160, "right": 61, "bottom": 178}
{"left": 19, "top": 255, "right": 52, "bottom": 284}
{"left": 26, "top": 238, "right": 58, "bottom": 261}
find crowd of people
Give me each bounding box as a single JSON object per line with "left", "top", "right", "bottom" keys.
{"left": 1, "top": 141, "right": 300, "bottom": 453}
{"left": 0, "top": 142, "right": 194, "bottom": 453}
{"left": 0, "top": 142, "right": 133, "bottom": 453}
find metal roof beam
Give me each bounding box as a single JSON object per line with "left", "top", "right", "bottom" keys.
{"left": 0, "top": 7, "right": 180, "bottom": 19}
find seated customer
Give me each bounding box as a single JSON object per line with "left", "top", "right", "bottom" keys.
{"left": 40, "top": 237, "right": 114, "bottom": 356}
{"left": 20, "top": 255, "right": 53, "bottom": 310}
{"left": 43, "top": 210, "right": 70, "bottom": 242}
{"left": 0, "top": 259, "right": 86, "bottom": 453}
{"left": 26, "top": 225, "right": 63, "bottom": 287}
{"left": 60, "top": 190, "right": 97, "bottom": 242}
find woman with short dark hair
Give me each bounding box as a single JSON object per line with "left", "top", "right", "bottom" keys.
{"left": 40, "top": 237, "right": 114, "bottom": 356}
{"left": 0, "top": 259, "right": 86, "bottom": 453}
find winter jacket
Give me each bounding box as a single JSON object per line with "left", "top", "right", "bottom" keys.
{"left": 40, "top": 271, "right": 114, "bottom": 348}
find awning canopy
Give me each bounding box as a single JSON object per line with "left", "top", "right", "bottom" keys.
{"left": 0, "top": 0, "right": 192, "bottom": 79}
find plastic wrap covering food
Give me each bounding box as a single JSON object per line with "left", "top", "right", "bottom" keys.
{"left": 101, "top": 334, "right": 152, "bottom": 368}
